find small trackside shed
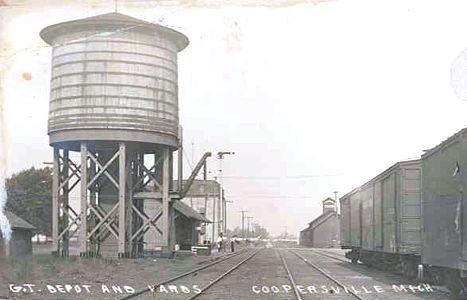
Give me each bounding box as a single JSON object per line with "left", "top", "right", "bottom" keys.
{"left": 340, "top": 159, "right": 422, "bottom": 274}
{"left": 173, "top": 201, "right": 211, "bottom": 250}
{"left": 299, "top": 198, "right": 340, "bottom": 248}
{"left": 0, "top": 211, "right": 35, "bottom": 259}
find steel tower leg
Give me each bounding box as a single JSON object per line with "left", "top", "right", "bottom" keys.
{"left": 118, "top": 143, "right": 126, "bottom": 257}
{"left": 62, "top": 149, "right": 69, "bottom": 257}
{"left": 52, "top": 147, "right": 81, "bottom": 257}
{"left": 80, "top": 143, "right": 88, "bottom": 255}
{"left": 52, "top": 148, "right": 59, "bottom": 255}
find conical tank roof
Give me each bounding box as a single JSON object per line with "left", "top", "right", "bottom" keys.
{"left": 40, "top": 12, "right": 189, "bottom": 51}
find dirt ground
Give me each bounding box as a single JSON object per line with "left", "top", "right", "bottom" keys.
{"left": 0, "top": 242, "right": 248, "bottom": 300}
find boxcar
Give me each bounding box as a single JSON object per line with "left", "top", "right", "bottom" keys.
{"left": 340, "top": 159, "right": 422, "bottom": 277}
{"left": 422, "top": 128, "right": 467, "bottom": 295}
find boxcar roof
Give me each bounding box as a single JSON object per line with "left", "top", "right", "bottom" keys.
{"left": 339, "top": 159, "right": 421, "bottom": 201}
{"left": 421, "top": 126, "right": 467, "bottom": 159}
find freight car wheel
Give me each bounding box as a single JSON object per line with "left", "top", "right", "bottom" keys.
{"left": 401, "top": 260, "right": 417, "bottom": 280}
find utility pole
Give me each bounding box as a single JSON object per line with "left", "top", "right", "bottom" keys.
{"left": 334, "top": 190, "right": 339, "bottom": 213}
{"left": 212, "top": 179, "right": 217, "bottom": 242}
{"left": 246, "top": 216, "right": 254, "bottom": 239}
{"left": 251, "top": 222, "right": 258, "bottom": 238}
{"left": 240, "top": 210, "right": 247, "bottom": 240}
{"left": 217, "top": 151, "right": 234, "bottom": 234}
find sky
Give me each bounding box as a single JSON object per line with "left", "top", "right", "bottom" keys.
{"left": 2, "top": 0, "right": 467, "bottom": 236}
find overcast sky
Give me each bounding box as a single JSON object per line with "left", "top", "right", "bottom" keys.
{"left": 2, "top": 0, "right": 467, "bottom": 236}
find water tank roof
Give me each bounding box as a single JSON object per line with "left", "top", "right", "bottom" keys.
{"left": 40, "top": 12, "right": 189, "bottom": 51}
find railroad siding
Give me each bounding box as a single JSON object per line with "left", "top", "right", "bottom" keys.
{"left": 422, "top": 132, "right": 467, "bottom": 269}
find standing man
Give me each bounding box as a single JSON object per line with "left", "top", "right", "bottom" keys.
{"left": 230, "top": 238, "right": 235, "bottom": 252}
{"left": 217, "top": 232, "right": 224, "bottom": 253}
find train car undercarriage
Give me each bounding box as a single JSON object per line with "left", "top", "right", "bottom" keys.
{"left": 345, "top": 247, "right": 467, "bottom": 299}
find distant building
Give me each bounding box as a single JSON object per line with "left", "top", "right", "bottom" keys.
{"left": 0, "top": 211, "right": 35, "bottom": 259}
{"left": 299, "top": 198, "right": 340, "bottom": 248}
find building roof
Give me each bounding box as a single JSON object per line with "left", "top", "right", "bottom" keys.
{"left": 301, "top": 211, "right": 337, "bottom": 233}
{"left": 173, "top": 201, "right": 211, "bottom": 223}
{"left": 40, "top": 12, "right": 189, "bottom": 51}
{"left": 4, "top": 211, "right": 35, "bottom": 230}
{"left": 322, "top": 197, "right": 335, "bottom": 203}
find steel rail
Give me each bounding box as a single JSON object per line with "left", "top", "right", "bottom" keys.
{"left": 185, "top": 247, "right": 264, "bottom": 300}
{"left": 307, "top": 249, "right": 349, "bottom": 263}
{"left": 289, "top": 249, "right": 366, "bottom": 300}
{"left": 305, "top": 249, "right": 452, "bottom": 297}
{"left": 277, "top": 249, "right": 303, "bottom": 300}
{"left": 119, "top": 248, "right": 250, "bottom": 300}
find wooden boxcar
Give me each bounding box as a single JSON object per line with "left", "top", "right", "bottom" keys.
{"left": 421, "top": 128, "right": 467, "bottom": 295}
{"left": 340, "top": 159, "right": 422, "bottom": 277}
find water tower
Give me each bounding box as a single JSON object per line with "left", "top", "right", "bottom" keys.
{"left": 40, "top": 12, "right": 203, "bottom": 258}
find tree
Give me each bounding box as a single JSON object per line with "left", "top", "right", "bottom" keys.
{"left": 225, "top": 225, "right": 270, "bottom": 239}
{"left": 5, "top": 167, "right": 52, "bottom": 236}
{"left": 251, "top": 224, "right": 270, "bottom": 239}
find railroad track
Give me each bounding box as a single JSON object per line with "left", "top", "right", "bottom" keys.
{"left": 307, "top": 249, "right": 350, "bottom": 263}
{"left": 120, "top": 247, "right": 262, "bottom": 300}
{"left": 293, "top": 248, "right": 452, "bottom": 299}
{"left": 277, "top": 249, "right": 303, "bottom": 300}
{"left": 285, "top": 249, "right": 367, "bottom": 300}
{"left": 186, "top": 247, "right": 262, "bottom": 300}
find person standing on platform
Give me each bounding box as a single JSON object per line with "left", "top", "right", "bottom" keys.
{"left": 217, "top": 233, "right": 224, "bottom": 253}
{"left": 230, "top": 238, "right": 235, "bottom": 252}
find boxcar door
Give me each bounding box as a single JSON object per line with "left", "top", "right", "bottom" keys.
{"left": 382, "top": 174, "right": 397, "bottom": 253}
{"left": 374, "top": 181, "right": 383, "bottom": 249}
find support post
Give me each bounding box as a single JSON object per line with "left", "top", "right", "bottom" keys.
{"left": 162, "top": 148, "right": 171, "bottom": 249}
{"left": 203, "top": 161, "right": 208, "bottom": 243}
{"left": 62, "top": 150, "right": 69, "bottom": 256}
{"left": 240, "top": 210, "right": 247, "bottom": 240}
{"left": 212, "top": 190, "right": 216, "bottom": 243}
{"left": 217, "top": 188, "right": 222, "bottom": 235}
{"left": 80, "top": 143, "right": 88, "bottom": 255}
{"left": 118, "top": 143, "right": 126, "bottom": 257}
{"left": 52, "top": 147, "right": 59, "bottom": 255}
{"left": 178, "top": 127, "right": 183, "bottom": 193}
{"left": 89, "top": 159, "right": 97, "bottom": 256}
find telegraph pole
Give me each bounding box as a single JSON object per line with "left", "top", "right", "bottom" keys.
{"left": 240, "top": 210, "right": 247, "bottom": 240}
{"left": 246, "top": 216, "right": 254, "bottom": 239}
{"left": 334, "top": 190, "right": 339, "bottom": 213}
{"left": 217, "top": 151, "right": 234, "bottom": 234}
